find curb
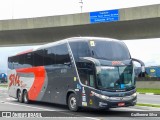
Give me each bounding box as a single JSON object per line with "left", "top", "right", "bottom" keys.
{"left": 136, "top": 103, "right": 160, "bottom": 108}
{"left": 137, "top": 92, "right": 160, "bottom": 95}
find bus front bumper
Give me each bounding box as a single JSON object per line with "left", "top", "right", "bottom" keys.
{"left": 96, "top": 95, "right": 137, "bottom": 109}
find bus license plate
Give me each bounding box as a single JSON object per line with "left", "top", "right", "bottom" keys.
{"left": 118, "top": 102, "right": 125, "bottom": 107}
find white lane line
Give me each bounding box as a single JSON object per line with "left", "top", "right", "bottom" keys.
{"left": 145, "top": 93, "right": 154, "bottom": 95}
{"left": 112, "top": 107, "right": 147, "bottom": 111}
{"left": 6, "top": 97, "right": 16, "bottom": 100}
{"left": 2, "top": 101, "right": 100, "bottom": 120}
{"left": 3, "top": 101, "right": 60, "bottom": 111}
{"left": 84, "top": 117, "right": 100, "bottom": 120}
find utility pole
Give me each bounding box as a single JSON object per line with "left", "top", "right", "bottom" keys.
{"left": 12, "top": 0, "right": 15, "bottom": 19}
{"left": 79, "top": 0, "right": 83, "bottom": 13}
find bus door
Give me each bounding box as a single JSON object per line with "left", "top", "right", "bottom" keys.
{"left": 50, "top": 43, "right": 72, "bottom": 104}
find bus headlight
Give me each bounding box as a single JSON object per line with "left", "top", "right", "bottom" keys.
{"left": 131, "top": 93, "right": 137, "bottom": 98}
{"left": 100, "top": 95, "right": 109, "bottom": 100}
{"left": 91, "top": 91, "right": 109, "bottom": 100}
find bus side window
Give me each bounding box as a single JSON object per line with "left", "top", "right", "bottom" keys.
{"left": 34, "top": 50, "right": 44, "bottom": 67}
{"left": 79, "top": 70, "right": 95, "bottom": 87}
{"left": 69, "top": 41, "right": 91, "bottom": 61}
{"left": 77, "top": 42, "right": 91, "bottom": 58}
{"left": 12, "top": 56, "right": 19, "bottom": 69}
{"left": 19, "top": 54, "right": 25, "bottom": 68}
{"left": 8, "top": 57, "right": 12, "bottom": 69}
{"left": 89, "top": 75, "right": 94, "bottom": 87}
{"left": 44, "top": 47, "right": 55, "bottom": 66}
{"left": 78, "top": 62, "right": 95, "bottom": 88}
{"left": 55, "top": 44, "right": 71, "bottom": 66}
{"left": 24, "top": 53, "right": 34, "bottom": 68}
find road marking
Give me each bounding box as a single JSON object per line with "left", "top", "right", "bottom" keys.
{"left": 3, "top": 101, "right": 60, "bottom": 111}
{"left": 6, "top": 97, "right": 16, "bottom": 100}
{"left": 2, "top": 101, "right": 100, "bottom": 120}
{"left": 83, "top": 117, "right": 100, "bottom": 120}
{"left": 42, "top": 117, "right": 99, "bottom": 119}
{"left": 111, "top": 107, "right": 147, "bottom": 111}
{"left": 145, "top": 93, "right": 154, "bottom": 95}
{"left": 137, "top": 93, "right": 160, "bottom": 95}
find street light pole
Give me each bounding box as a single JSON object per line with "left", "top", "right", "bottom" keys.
{"left": 12, "top": 0, "right": 15, "bottom": 19}
{"left": 79, "top": 0, "right": 83, "bottom": 13}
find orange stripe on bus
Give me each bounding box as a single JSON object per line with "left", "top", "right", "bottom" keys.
{"left": 16, "top": 66, "right": 45, "bottom": 101}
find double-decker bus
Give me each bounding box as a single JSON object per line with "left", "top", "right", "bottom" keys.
{"left": 8, "top": 37, "right": 145, "bottom": 111}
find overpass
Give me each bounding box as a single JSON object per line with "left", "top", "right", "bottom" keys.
{"left": 0, "top": 4, "right": 160, "bottom": 46}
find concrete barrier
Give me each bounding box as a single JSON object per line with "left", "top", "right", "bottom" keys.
{"left": 136, "top": 80, "right": 160, "bottom": 89}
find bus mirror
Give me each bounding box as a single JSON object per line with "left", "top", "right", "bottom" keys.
{"left": 96, "top": 66, "right": 101, "bottom": 74}
{"left": 142, "top": 66, "right": 145, "bottom": 73}
{"left": 132, "top": 58, "right": 145, "bottom": 73}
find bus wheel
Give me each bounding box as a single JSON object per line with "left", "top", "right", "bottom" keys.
{"left": 17, "top": 90, "right": 23, "bottom": 103}
{"left": 23, "top": 90, "right": 29, "bottom": 104}
{"left": 68, "top": 93, "right": 79, "bottom": 112}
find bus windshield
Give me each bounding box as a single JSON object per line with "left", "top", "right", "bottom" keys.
{"left": 89, "top": 40, "right": 130, "bottom": 61}
{"left": 96, "top": 65, "right": 135, "bottom": 90}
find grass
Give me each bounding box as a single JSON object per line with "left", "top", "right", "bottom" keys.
{"left": 0, "top": 84, "right": 8, "bottom": 88}
{"left": 137, "top": 103, "right": 160, "bottom": 108}
{"left": 137, "top": 88, "right": 160, "bottom": 94}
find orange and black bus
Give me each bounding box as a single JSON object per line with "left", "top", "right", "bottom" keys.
{"left": 8, "top": 37, "right": 145, "bottom": 111}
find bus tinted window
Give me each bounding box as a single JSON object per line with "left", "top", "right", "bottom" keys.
{"left": 8, "top": 57, "right": 13, "bottom": 69}
{"left": 44, "top": 47, "right": 56, "bottom": 66}
{"left": 90, "top": 40, "right": 130, "bottom": 61}
{"left": 55, "top": 44, "right": 70, "bottom": 65}
{"left": 34, "top": 50, "right": 44, "bottom": 66}
{"left": 19, "top": 54, "right": 25, "bottom": 68}
{"left": 24, "top": 53, "right": 34, "bottom": 68}
{"left": 77, "top": 62, "right": 95, "bottom": 87}
{"left": 12, "top": 56, "right": 19, "bottom": 69}
{"left": 69, "top": 41, "right": 91, "bottom": 61}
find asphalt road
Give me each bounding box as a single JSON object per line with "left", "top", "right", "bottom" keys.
{"left": 0, "top": 87, "right": 160, "bottom": 120}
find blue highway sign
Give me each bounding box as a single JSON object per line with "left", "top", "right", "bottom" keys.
{"left": 90, "top": 9, "right": 119, "bottom": 23}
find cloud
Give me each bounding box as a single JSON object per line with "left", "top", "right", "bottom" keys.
{"left": 124, "top": 38, "right": 160, "bottom": 67}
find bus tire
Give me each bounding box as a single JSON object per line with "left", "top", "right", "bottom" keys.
{"left": 17, "top": 90, "right": 23, "bottom": 103}
{"left": 68, "top": 93, "right": 79, "bottom": 112}
{"left": 23, "top": 90, "right": 29, "bottom": 104}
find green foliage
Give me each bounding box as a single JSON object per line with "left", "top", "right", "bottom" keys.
{"left": 137, "top": 103, "right": 160, "bottom": 108}
{"left": 137, "top": 88, "right": 160, "bottom": 94}
{"left": 0, "top": 84, "right": 8, "bottom": 88}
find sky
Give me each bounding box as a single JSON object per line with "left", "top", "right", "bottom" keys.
{"left": 124, "top": 39, "right": 160, "bottom": 67}
{"left": 0, "top": 0, "right": 160, "bottom": 20}
{"left": 0, "top": 0, "right": 160, "bottom": 74}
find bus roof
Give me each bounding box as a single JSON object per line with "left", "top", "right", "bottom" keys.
{"left": 9, "top": 37, "right": 122, "bottom": 57}
{"left": 38, "top": 37, "right": 121, "bottom": 49}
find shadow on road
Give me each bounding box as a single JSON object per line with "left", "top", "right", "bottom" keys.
{"left": 8, "top": 100, "right": 143, "bottom": 117}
